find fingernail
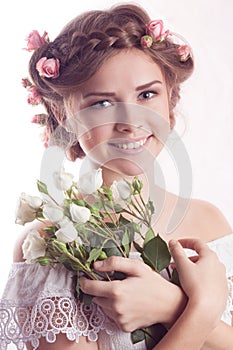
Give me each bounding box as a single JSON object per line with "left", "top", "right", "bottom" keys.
{"left": 94, "top": 260, "right": 103, "bottom": 268}
{"left": 169, "top": 239, "right": 177, "bottom": 248}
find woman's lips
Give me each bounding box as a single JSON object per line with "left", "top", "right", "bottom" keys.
{"left": 108, "top": 136, "right": 151, "bottom": 153}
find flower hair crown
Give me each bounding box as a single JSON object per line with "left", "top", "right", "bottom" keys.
{"left": 140, "top": 20, "right": 191, "bottom": 62}
{"left": 22, "top": 22, "right": 191, "bottom": 141}
{"left": 24, "top": 20, "right": 190, "bottom": 84}
{"left": 24, "top": 30, "right": 60, "bottom": 79}
{"left": 22, "top": 30, "right": 60, "bottom": 147}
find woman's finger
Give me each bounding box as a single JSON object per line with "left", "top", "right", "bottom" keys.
{"left": 79, "top": 277, "right": 120, "bottom": 297}
{"left": 93, "top": 255, "right": 149, "bottom": 276}
{"left": 168, "top": 240, "right": 191, "bottom": 270}
{"left": 177, "top": 238, "right": 211, "bottom": 257}
{"left": 170, "top": 255, "right": 199, "bottom": 269}
{"left": 92, "top": 296, "right": 113, "bottom": 311}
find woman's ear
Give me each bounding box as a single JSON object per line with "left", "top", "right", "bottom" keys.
{"left": 66, "top": 141, "right": 86, "bottom": 161}
{"left": 50, "top": 102, "right": 66, "bottom": 125}
{"left": 170, "top": 111, "right": 176, "bottom": 130}
{"left": 168, "top": 87, "right": 177, "bottom": 130}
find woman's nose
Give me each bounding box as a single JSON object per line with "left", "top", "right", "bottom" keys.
{"left": 115, "top": 121, "right": 136, "bottom": 133}
{"left": 114, "top": 103, "right": 142, "bottom": 133}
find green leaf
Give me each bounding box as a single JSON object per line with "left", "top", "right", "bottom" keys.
{"left": 121, "top": 230, "right": 131, "bottom": 255}
{"left": 37, "top": 180, "right": 49, "bottom": 195}
{"left": 146, "top": 199, "right": 155, "bottom": 215}
{"left": 132, "top": 222, "right": 141, "bottom": 234}
{"left": 72, "top": 274, "right": 80, "bottom": 299}
{"left": 144, "top": 324, "right": 167, "bottom": 350}
{"left": 111, "top": 271, "right": 126, "bottom": 280}
{"left": 72, "top": 199, "right": 86, "bottom": 207}
{"left": 112, "top": 203, "right": 124, "bottom": 213}
{"left": 142, "top": 234, "right": 171, "bottom": 272}
{"left": 82, "top": 293, "right": 94, "bottom": 306}
{"left": 103, "top": 246, "right": 123, "bottom": 257}
{"left": 88, "top": 205, "right": 101, "bottom": 217}
{"left": 63, "top": 260, "right": 82, "bottom": 272}
{"left": 170, "top": 268, "right": 181, "bottom": 286}
{"left": 64, "top": 198, "right": 72, "bottom": 206}
{"left": 57, "top": 253, "right": 71, "bottom": 264}
{"left": 118, "top": 214, "right": 131, "bottom": 226}
{"left": 36, "top": 256, "right": 51, "bottom": 266}
{"left": 143, "top": 228, "right": 155, "bottom": 247}
{"left": 87, "top": 248, "right": 105, "bottom": 263}
{"left": 133, "top": 241, "right": 143, "bottom": 253}
{"left": 131, "top": 329, "right": 145, "bottom": 344}
{"left": 98, "top": 186, "right": 113, "bottom": 200}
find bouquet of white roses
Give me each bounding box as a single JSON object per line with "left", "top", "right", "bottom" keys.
{"left": 15, "top": 168, "right": 176, "bottom": 349}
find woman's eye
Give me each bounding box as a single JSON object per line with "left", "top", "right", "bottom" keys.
{"left": 138, "top": 91, "right": 157, "bottom": 100}
{"left": 91, "top": 100, "right": 112, "bottom": 109}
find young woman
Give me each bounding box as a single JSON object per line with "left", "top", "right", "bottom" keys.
{"left": 1, "top": 3, "right": 232, "bottom": 350}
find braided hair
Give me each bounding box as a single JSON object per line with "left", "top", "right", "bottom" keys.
{"left": 29, "top": 4, "right": 194, "bottom": 160}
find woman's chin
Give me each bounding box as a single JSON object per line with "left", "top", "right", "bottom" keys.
{"left": 104, "top": 159, "right": 145, "bottom": 177}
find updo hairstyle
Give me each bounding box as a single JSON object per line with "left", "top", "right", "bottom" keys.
{"left": 28, "top": 4, "right": 194, "bottom": 160}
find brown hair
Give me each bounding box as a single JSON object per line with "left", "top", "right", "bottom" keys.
{"left": 29, "top": 3, "right": 194, "bottom": 160}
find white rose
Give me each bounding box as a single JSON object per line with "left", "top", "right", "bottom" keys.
{"left": 57, "top": 216, "right": 70, "bottom": 227}
{"left": 110, "top": 180, "right": 132, "bottom": 201}
{"left": 23, "top": 193, "right": 43, "bottom": 209}
{"left": 53, "top": 167, "right": 74, "bottom": 191}
{"left": 15, "top": 192, "right": 43, "bottom": 225}
{"left": 55, "top": 221, "right": 77, "bottom": 243}
{"left": 70, "top": 203, "right": 91, "bottom": 223}
{"left": 22, "top": 229, "right": 46, "bottom": 263}
{"left": 78, "top": 168, "right": 103, "bottom": 194}
{"left": 42, "top": 202, "right": 64, "bottom": 224}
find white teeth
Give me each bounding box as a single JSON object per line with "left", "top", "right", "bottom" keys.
{"left": 114, "top": 138, "right": 147, "bottom": 150}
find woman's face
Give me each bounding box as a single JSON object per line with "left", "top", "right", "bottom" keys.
{"left": 70, "top": 48, "right": 171, "bottom": 179}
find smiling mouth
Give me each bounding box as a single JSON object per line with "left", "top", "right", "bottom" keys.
{"left": 109, "top": 137, "right": 148, "bottom": 150}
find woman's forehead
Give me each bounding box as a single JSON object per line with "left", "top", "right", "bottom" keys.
{"left": 79, "top": 49, "right": 165, "bottom": 92}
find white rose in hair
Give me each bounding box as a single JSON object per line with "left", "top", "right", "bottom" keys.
{"left": 53, "top": 167, "right": 74, "bottom": 191}
{"left": 43, "top": 202, "right": 64, "bottom": 224}
{"left": 55, "top": 221, "right": 77, "bottom": 243}
{"left": 78, "top": 168, "right": 103, "bottom": 194}
{"left": 70, "top": 203, "right": 91, "bottom": 223}
{"left": 22, "top": 229, "right": 46, "bottom": 263}
{"left": 110, "top": 180, "right": 132, "bottom": 201}
{"left": 15, "top": 192, "right": 43, "bottom": 225}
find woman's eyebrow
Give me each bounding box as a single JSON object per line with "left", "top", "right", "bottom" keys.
{"left": 83, "top": 92, "right": 116, "bottom": 98}
{"left": 135, "top": 80, "right": 162, "bottom": 91}
{"left": 83, "top": 80, "right": 162, "bottom": 99}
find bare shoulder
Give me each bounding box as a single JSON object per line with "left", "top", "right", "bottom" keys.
{"left": 183, "top": 198, "right": 232, "bottom": 241}
{"left": 13, "top": 221, "right": 47, "bottom": 263}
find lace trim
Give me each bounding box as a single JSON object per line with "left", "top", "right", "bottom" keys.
{"left": 0, "top": 292, "right": 116, "bottom": 350}
{"left": 221, "top": 278, "right": 233, "bottom": 326}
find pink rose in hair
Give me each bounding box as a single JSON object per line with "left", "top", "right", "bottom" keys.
{"left": 27, "top": 86, "right": 42, "bottom": 105}
{"left": 21, "top": 77, "right": 32, "bottom": 88}
{"left": 25, "top": 30, "right": 49, "bottom": 51}
{"left": 41, "top": 128, "right": 49, "bottom": 148}
{"left": 36, "top": 57, "right": 60, "bottom": 79}
{"left": 146, "top": 20, "right": 170, "bottom": 42}
{"left": 177, "top": 45, "right": 191, "bottom": 62}
{"left": 140, "top": 35, "right": 153, "bottom": 48}
{"left": 31, "top": 114, "right": 48, "bottom": 125}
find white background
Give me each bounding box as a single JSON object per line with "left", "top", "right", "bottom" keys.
{"left": 0, "top": 0, "right": 233, "bottom": 301}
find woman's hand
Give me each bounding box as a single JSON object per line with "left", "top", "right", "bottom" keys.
{"left": 79, "top": 255, "right": 187, "bottom": 332}
{"left": 153, "top": 239, "right": 229, "bottom": 350}
{"left": 168, "top": 238, "right": 228, "bottom": 329}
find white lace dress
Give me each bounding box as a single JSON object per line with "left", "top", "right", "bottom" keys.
{"left": 1, "top": 234, "right": 233, "bottom": 350}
